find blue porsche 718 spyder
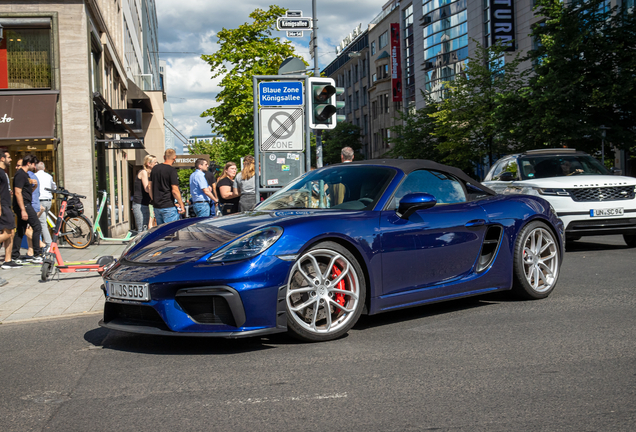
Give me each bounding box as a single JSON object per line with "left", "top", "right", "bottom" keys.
{"left": 100, "top": 159, "right": 564, "bottom": 342}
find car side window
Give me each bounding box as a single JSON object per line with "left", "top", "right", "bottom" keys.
{"left": 391, "top": 170, "right": 467, "bottom": 209}
{"left": 486, "top": 160, "right": 506, "bottom": 181}
{"left": 490, "top": 159, "right": 518, "bottom": 181}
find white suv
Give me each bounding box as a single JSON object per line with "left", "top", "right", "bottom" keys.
{"left": 483, "top": 149, "right": 636, "bottom": 247}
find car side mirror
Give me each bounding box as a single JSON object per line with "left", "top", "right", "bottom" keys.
{"left": 499, "top": 171, "right": 516, "bottom": 181}
{"left": 398, "top": 193, "right": 437, "bottom": 219}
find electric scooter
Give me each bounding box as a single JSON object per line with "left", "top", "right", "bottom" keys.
{"left": 41, "top": 188, "right": 115, "bottom": 282}
{"left": 92, "top": 190, "right": 137, "bottom": 244}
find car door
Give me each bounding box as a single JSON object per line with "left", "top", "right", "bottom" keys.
{"left": 380, "top": 169, "right": 489, "bottom": 299}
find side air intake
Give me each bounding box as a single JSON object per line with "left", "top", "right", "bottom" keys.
{"left": 476, "top": 226, "right": 503, "bottom": 273}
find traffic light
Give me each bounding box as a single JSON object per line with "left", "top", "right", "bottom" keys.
{"left": 307, "top": 77, "right": 345, "bottom": 130}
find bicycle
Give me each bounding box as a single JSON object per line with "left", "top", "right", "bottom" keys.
{"left": 44, "top": 189, "right": 93, "bottom": 249}
{"left": 41, "top": 188, "right": 114, "bottom": 282}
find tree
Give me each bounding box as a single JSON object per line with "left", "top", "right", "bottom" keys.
{"left": 200, "top": 6, "right": 305, "bottom": 161}
{"left": 526, "top": 0, "right": 636, "bottom": 153}
{"left": 387, "top": 101, "right": 443, "bottom": 161}
{"left": 321, "top": 123, "right": 363, "bottom": 165}
{"left": 187, "top": 138, "right": 236, "bottom": 170}
{"left": 430, "top": 42, "right": 530, "bottom": 167}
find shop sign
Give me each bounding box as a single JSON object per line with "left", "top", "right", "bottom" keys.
{"left": 390, "top": 23, "right": 402, "bottom": 102}
{"left": 0, "top": 93, "right": 57, "bottom": 139}
{"left": 174, "top": 154, "right": 210, "bottom": 168}
{"left": 105, "top": 109, "right": 143, "bottom": 134}
{"left": 490, "top": 0, "right": 516, "bottom": 51}
{"left": 335, "top": 23, "right": 363, "bottom": 55}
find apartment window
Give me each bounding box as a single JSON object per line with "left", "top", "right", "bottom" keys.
{"left": 354, "top": 64, "right": 358, "bottom": 82}
{"left": 355, "top": 91, "right": 359, "bottom": 110}
{"left": 363, "top": 115, "right": 368, "bottom": 136}
{"left": 347, "top": 69, "right": 351, "bottom": 87}
{"left": 372, "top": 73, "right": 377, "bottom": 83}
{"left": 362, "top": 58, "right": 367, "bottom": 77}
{"left": 371, "top": 41, "right": 376, "bottom": 55}
{"left": 379, "top": 31, "right": 388, "bottom": 49}
{"left": 372, "top": 101, "right": 378, "bottom": 119}
{"left": 1, "top": 28, "right": 52, "bottom": 89}
{"left": 362, "top": 86, "right": 367, "bottom": 105}
{"left": 379, "top": 95, "right": 383, "bottom": 114}
{"left": 384, "top": 94, "right": 390, "bottom": 113}
{"left": 348, "top": 94, "right": 352, "bottom": 113}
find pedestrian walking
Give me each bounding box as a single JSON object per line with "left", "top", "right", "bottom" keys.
{"left": 133, "top": 154, "right": 157, "bottom": 231}
{"left": 236, "top": 155, "right": 256, "bottom": 212}
{"left": 216, "top": 162, "right": 240, "bottom": 215}
{"left": 0, "top": 150, "right": 16, "bottom": 280}
{"left": 25, "top": 163, "right": 45, "bottom": 257}
{"left": 204, "top": 163, "right": 219, "bottom": 216}
{"left": 189, "top": 158, "right": 217, "bottom": 217}
{"left": 35, "top": 161, "right": 56, "bottom": 250}
{"left": 12, "top": 154, "right": 43, "bottom": 263}
{"left": 148, "top": 149, "right": 185, "bottom": 225}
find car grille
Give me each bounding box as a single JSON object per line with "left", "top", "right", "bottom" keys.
{"left": 175, "top": 296, "right": 236, "bottom": 326}
{"left": 104, "top": 302, "right": 170, "bottom": 330}
{"left": 567, "top": 186, "right": 635, "bottom": 202}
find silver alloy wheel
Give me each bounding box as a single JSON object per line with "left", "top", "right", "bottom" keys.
{"left": 286, "top": 248, "right": 361, "bottom": 334}
{"left": 522, "top": 227, "right": 559, "bottom": 293}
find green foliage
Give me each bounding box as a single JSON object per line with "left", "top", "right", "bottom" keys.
{"left": 200, "top": 6, "right": 306, "bottom": 160}
{"left": 177, "top": 168, "right": 194, "bottom": 200}
{"left": 387, "top": 102, "right": 443, "bottom": 161}
{"left": 431, "top": 42, "right": 530, "bottom": 167}
{"left": 527, "top": 0, "right": 636, "bottom": 153}
{"left": 321, "top": 123, "right": 364, "bottom": 165}
{"left": 187, "top": 138, "right": 237, "bottom": 168}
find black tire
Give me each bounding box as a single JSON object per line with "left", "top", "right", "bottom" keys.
{"left": 512, "top": 221, "right": 561, "bottom": 300}
{"left": 285, "top": 241, "right": 366, "bottom": 342}
{"left": 624, "top": 234, "right": 636, "bottom": 248}
{"left": 41, "top": 261, "right": 53, "bottom": 282}
{"left": 62, "top": 215, "right": 93, "bottom": 249}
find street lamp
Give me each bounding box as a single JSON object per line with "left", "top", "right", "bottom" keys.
{"left": 600, "top": 125, "right": 611, "bottom": 166}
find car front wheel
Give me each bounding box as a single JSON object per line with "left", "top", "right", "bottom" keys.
{"left": 285, "top": 242, "right": 366, "bottom": 342}
{"left": 512, "top": 221, "right": 561, "bottom": 299}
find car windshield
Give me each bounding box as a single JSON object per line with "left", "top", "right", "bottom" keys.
{"left": 518, "top": 154, "right": 610, "bottom": 180}
{"left": 258, "top": 165, "right": 396, "bottom": 211}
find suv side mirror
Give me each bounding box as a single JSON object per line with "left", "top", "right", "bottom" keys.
{"left": 398, "top": 193, "right": 437, "bottom": 219}
{"left": 499, "top": 171, "right": 516, "bottom": 182}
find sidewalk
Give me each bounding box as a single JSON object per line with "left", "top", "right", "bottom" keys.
{"left": 0, "top": 241, "right": 127, "bottom": 324}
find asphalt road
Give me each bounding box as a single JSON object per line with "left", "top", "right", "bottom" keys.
{"left": 1, "top": 235, "right": 635, "bottom": 432}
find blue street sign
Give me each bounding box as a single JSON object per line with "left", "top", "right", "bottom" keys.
{"left": 259, "top": 81, "right": 304, "bottom": 107}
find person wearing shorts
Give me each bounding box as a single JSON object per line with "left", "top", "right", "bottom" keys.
{"left": 0, "top": 151, "right": 17, "bottom": 277}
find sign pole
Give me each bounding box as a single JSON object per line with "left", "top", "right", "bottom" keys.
{"left": 312, "top": 0, "right": 324, "bottom": 168}
{"left": 253, "top": 75, "right": 260, "bottom": 203}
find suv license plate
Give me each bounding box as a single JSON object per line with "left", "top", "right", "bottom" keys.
{"left": 590, "top": 207, "right": 624, "bottom": 217}
{"left": 107, "top": 282, "right": 150, "bottom": 302}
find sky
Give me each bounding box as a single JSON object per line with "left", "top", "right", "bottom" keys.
{"left": 155, "top": 0, "right": 384, "bottom": 143}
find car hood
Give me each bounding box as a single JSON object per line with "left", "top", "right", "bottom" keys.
{"left": 123, "top": 210, "right": 331, "bottom": 264}
{"left": 510, "top": 175, "right": 636, "bottom": 189}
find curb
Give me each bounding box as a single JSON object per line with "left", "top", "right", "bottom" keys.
{"left": 0, "top": 310, "right": 102, "bottom": 326}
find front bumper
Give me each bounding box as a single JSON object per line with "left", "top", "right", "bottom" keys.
{"left": 99, "top": 254, "right": 292, "bottom": 338}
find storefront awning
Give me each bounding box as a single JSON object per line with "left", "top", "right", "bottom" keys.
{"left": 0, "top": 91, "right": 59, "bottom": 140}
{"left": 126, "top": 79, "right": 153, "bottom": 113}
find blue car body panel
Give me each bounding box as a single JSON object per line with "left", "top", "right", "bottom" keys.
{"left": 100, "top": 160, "right": 564, "bottom": 338}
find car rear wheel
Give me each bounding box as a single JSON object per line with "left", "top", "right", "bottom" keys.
{"left": 285, "top": 242, "right": 366, "bottom": 342}
{"left": 512, "top": 221, "right": 561, "bottom": 299}
{"left": 623, "top": 234, "right": 636, "bottom": 248}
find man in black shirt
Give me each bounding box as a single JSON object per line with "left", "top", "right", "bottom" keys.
{"left": 149, "top": 148, "right": 185, "bottom": 225}
{"left": 12, "top": 154, "right": 42, "bottom": 263}
{"left": 0, "top": 150, "right": 16, "bottom": 278}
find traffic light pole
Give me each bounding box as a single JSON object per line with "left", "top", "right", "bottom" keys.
{"left": 312, "top": 0, "right": 324, "bottom": 168}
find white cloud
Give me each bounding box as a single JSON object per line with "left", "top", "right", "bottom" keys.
{"left": 156, "top": 0, "right": 384, "bottom": 137}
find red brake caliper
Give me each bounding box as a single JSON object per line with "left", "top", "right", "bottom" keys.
{"left": 332, "top": 265, "right": 346, "bottom": 306}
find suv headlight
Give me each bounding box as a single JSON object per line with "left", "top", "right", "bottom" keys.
{"left": 535, "top": 188, "right": 570, "bottom": 196}
{"left": 208, "top": 226, "right": 283, "bottom": 262}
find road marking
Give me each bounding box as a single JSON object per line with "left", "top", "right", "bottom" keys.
{"left": 225, "top": 392, "right": 348, "bottom": 405}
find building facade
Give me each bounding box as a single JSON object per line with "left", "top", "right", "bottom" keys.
{"left": 0, "top": 0, "right": 164, "bottom": 237}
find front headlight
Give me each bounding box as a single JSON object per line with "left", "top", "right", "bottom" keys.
{"left": 208, "top": 226, "right": 283, "bottom": 262}
{"left": 121, "top": 227, "right": 157, "bottom": 257}
{"left": 536, "top": 188, "right": 570, "bottom": 196}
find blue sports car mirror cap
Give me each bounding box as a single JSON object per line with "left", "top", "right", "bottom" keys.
{"left": 398, "top": 193, "right": 437, "bottom": 219}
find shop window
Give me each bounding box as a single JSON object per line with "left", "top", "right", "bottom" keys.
{"left": 0, "top": 28, "right": 51, "bottom": 89}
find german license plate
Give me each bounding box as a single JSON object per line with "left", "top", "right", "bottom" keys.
{"left": 107, "top": 281, "right": 150, "bottom": 302}
{"left": 590, "top": 207, "right": 624, "bottom": 217}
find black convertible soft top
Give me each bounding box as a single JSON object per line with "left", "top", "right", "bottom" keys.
{"left": 343, "top": 159, "right": 496, "bottom": 196}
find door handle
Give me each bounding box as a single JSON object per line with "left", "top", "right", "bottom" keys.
{"left": 465, "top": 219, "right": 486, "bottom": 227}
